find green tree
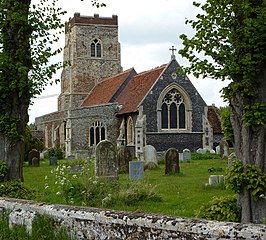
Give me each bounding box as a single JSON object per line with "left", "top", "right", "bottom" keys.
{"left": 179, "top": 0, "right": 266, "bottom": 223}
{"left": 0, "top": 0, "right": 65, "bottom": 181}
{"left": 220, "top": 106, "right": 234, "bottom": 142}
{"left": 0, "top": 0, "right": 105, "bottom": 181}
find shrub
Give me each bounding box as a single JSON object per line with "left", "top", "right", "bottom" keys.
{"left": 0, "top": 162, "right": 8, "bottom": 178}
{"left": 44, "top": 163, "right": 88, "bottom": 205}
{"left": 226, "top": 159, "right": 266, "bottom": 201}
{"left": 0, "top": 181, "right": 36, "bottom": 199}
{"left": 47, "top": 147, "right": 64, "bottom": 159}
{"left": 195, "top": 195, "right": 241, "bottom": 222}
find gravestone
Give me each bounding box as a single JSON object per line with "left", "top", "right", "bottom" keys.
{"left": 183, "top": 149, "right": 191, "bottom": 162}
{"left": 95, "top": 140, "right": 118, "bottom": 179}
{"left": 179, "top": 153, "right": 184, "bottom": 162}
{"left": 209, "top": 175, "right": 224, "bottom": 186}
{"left": 196, "top": 148, "right": 203, "bottom": 154}
{"left": 210, "top": 149, "right": 216, "bottom": 154}
{"left": 129, "top": 161, "right": 144, "bottom": 180}
{"left": 215, "top": 145, "right": 220, "bottom": 155}
{"left": 143, "top": 145, "right": 157, "bottom": 163}
{"left": 165, "top": 148, "right": 180, "bottom": 174}
{"left": 202, "top": 148, "right": 208, "bottom": 154}
{"left": 28, "top": 149, "right": 40, "bottom": 166}
{"left": 32, "top": 157, "right": 40, "bottom": 167}
{"left": 67, "top": 155, "right": 75, "bottom": 160}
{"left": 49, "top": 156, "right": 58, "bottom": 166}
{"left": 220, "top": 139, "right": 229, "bottom": 159}
{"left": 40, "top": 152, "right": 45, "bottom": 160}
{"left": 117, "top": 145, "right": 131, "bottom": 173}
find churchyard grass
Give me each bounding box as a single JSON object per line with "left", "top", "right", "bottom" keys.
{"left": 23, "top": 154, "right": 233, "bottom": 219}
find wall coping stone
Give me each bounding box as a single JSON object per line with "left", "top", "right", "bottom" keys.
{"left": 0, "top": 198, "right": 265, "bottom": 239}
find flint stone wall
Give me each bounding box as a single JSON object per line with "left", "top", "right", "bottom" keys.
{"left": 0, "top": 198, "right": 265, "bottom": 240}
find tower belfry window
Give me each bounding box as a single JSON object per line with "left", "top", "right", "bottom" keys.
{"left": 91, "top": 39, "right": 101, "bottom": 58}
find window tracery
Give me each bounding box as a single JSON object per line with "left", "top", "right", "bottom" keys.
{"left": 161, "top": 89, "right": 186, "bottom": 129}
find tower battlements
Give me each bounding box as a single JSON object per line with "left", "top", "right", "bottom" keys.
{"left": 66, "top": 13, "right": 118, "bottom": 31}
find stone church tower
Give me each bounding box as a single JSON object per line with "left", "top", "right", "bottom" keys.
{"left": 58, "top": 13, "right": 122, "bottom": 111}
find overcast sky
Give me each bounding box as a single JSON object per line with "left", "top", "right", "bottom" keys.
{"left": 29, "top": 0, "right": 230, "bottom": 123}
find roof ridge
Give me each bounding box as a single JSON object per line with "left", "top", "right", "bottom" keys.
{"left": 137, "top": 64, "right": 167, "bottom": 76}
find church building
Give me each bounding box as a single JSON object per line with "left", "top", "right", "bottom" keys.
{"left": 36, "top": 13, "right": 222, "bottom": 159}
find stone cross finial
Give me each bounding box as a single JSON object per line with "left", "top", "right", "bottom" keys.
{"left": 169, "top": 46, "right": 176, "bottom": 60}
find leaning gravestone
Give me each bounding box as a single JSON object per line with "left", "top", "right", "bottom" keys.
{"left": 95, "top": 140, "right": 118, "bottom": 179}
{"left": 28, "top": 149, "right": 40, "bottom": 166}
{"left": 165, "top": 148, "right": 180, "bottom": 174}
{"left": 143, "top": 145, "right": 157, "bottom": 163}
{"left": 117, "top": 145, "right": 131, "bottom": 173}
{"left": 183, "top": 149, "right": 191, "bottom": 162}
{"left": 129, "top": 161, "right": 144, "bottom": 180}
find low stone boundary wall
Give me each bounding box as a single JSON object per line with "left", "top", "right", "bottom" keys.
{"left": 0, "top": 198, "right": 265, "bottom": 239}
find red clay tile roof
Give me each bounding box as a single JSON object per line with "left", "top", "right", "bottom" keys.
{"left": 208, "top": 105, "right": 222, "bottom": 133}
{"left": 81, "top": 68, "right": 135, "bottom": 107}
{"left": 116, "top": 64, "right": 167, "bottom": 115}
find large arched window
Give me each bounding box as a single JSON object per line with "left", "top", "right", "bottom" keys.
{"left": 91, "top": 39, "right": 101, "bottom": 58}
{"left": 89, "top": 121, "right": 106, "bottom": 146}
{"left": 160, "top": 89, "right": 186, "bottom": 130}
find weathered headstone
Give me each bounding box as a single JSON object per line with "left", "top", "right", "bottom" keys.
{"left": 143, "top": 145, "right": 157, "bottom": 163}
{"left": 28, "top": 149, "right": 40, "bottom": 166}
{"left": 183, "top": 149, "right": 191, "bottom": 162}
{"left": 95, "top": 140, "right": 118, "bottom": 179}
{"left": 220, "top": 139, "right": 229, "bottom": 159}
{"left": 165, "top": 148, "right": 180, "bottom": 174}
{"left": 129, "top": 161, "right": 144, "bottom": 180}
{"left": 208, "top": 175, "right": 224, "bottom": 186}
{"left": 117, "top": 145, "right": 131, "bottom": 173}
